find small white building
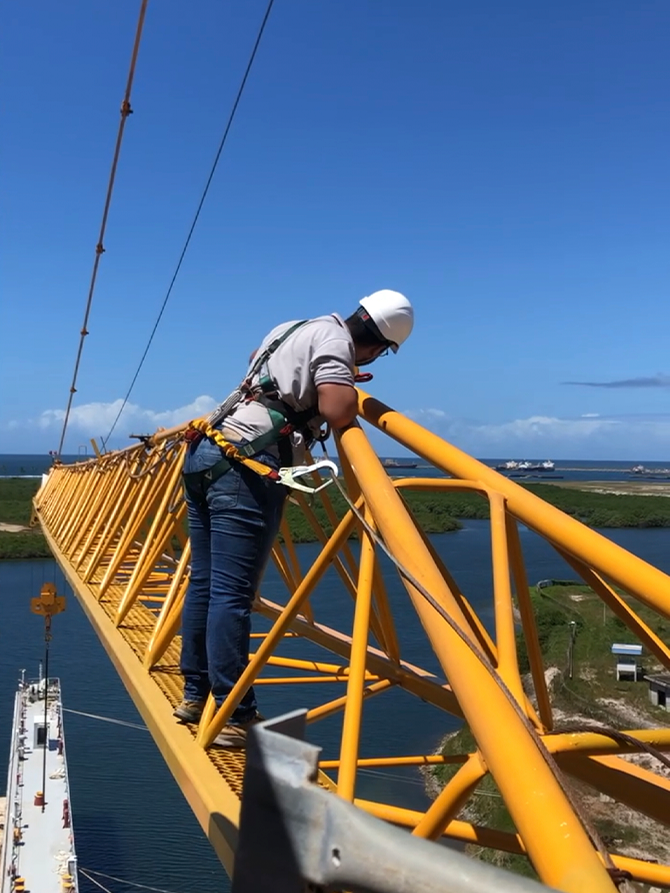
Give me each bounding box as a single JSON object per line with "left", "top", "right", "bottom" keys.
{"left": 611, "top": 643, "right": 643, "bottom": 682}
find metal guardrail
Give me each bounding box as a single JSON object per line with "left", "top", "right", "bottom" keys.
{"left": 232, "top": 711, "right": 559, "bottom": 893}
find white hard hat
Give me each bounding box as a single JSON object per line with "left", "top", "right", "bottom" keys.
{"left": 359, "top": 290, "right": 414, "bottom": 351}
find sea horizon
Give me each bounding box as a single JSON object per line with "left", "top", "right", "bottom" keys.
{"left": 1, "top": 451, "right": 669, "bottom": 464}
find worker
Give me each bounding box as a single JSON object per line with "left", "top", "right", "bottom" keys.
{"left": 175, "top": 290, "right": 414, "bottom": 747}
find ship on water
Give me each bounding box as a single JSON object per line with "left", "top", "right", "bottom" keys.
{"left": 382, "top": 458, "right": 419, "bottom": 469}
{"left": 495, "top": 459, "right": 555, "bottom": 473}
{"left": 0, "top": 673, "right": 78, "bottom": 893}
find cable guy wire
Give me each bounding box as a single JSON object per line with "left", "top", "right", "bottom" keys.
{"left": 57, "top": 0, "right": 149, "bottom": 457}
{"left": 103, "top": 0, "right": 276, "bottom": 448}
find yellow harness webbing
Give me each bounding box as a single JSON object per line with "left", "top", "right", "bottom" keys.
{"left": 184, "top": 418, "right": 280, "bottom": 480}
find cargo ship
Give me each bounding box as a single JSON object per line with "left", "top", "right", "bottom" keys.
{"left": 382, "top": 458, "right": 419, "bottom": 469}
{"left": 0, "top": 673, "right": 78, "bottom": 893}
{"left": 495, "top": 460, "right": 555, "bottom": 473}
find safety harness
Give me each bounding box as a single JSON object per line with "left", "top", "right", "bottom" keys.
{"left": 183, "top": 320, "right": 329, "bottom": 498}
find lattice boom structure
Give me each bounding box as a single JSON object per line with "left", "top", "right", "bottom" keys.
{"left": 35, "top": 392, "right": 670, "bottom": 892}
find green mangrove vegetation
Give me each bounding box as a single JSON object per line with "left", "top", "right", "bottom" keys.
{"left": 0, "top": 478, "right": 51, "bottom": 559}
{"left": 2, "top": 476, "right": 670, "bottom": 560}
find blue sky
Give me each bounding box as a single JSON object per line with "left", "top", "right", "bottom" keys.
{"left": 2, "top": 0, "right": 669, "bottom": 459}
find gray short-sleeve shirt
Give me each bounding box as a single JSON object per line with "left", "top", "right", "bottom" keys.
{"left": 222, "top": 313, "right": 355, "bottom": 452}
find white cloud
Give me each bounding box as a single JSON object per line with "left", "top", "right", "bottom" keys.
{"left": 472, "top": 414, "right": 621, "bottom": 442}
{"left": 404, "top": 408, "right": 447, "bottom": 420}
{"left": 3, "top": 399, "right": 670, "bottom": 460}
{"left": 395, "top": 410, "right": 670, "bottom": 460}
{"left": 2, "top": 396, "right": 218, "bottom": 452}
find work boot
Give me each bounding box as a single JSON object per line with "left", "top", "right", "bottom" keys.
{"left": 174, "top": 699, "right": 206, "bottom": 723}
{"left": 213, "top": 713, "right": 265, "bottom": 748}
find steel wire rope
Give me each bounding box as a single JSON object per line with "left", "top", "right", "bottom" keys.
{"left": 79, "top": 868, "right": 182, "bottom": 893}
{"left": 319, "top": 445, "right": 634, "bottom": 885}
{"left": 102, "top": 0, "right": 276, "bottom": 449}
{"left": 62, "top": 707, "right": 149, "bottom": 732}
{"left": 56, "top": 0, "right": 149, "bottom": 457}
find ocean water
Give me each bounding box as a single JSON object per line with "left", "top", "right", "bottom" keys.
{"left": 0, "top": 454, "right": 83, "bottom": 477}
{"left": 2, "top": 523, "right": 670, "bottom": 890}
{"left": 381, "top": 458, "right": 670, "bottom": 483}
{"left": 2, "top": 453, "right": 669, "bottom": 484}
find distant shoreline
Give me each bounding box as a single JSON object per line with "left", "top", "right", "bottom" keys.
{"left": 4, "top": 476, "right": 670, "bottom": 561}
{"left": 549, "top": 480, "right": 670, "bottom": 498}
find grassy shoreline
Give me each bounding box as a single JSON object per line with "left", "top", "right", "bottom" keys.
{"left": 3, "top": 476, "right": 670, "bottom": 560}
{"left": 430, "top": 584, "right": 670, "bottom": 879}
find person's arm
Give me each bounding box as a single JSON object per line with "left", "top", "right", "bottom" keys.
{"left": 316, "top": 382, "right": 358, "bottom": 429}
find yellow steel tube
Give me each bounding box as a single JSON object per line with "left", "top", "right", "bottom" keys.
{"left": 370, "top": 556, "right": 400, "bottom": 660}
{"left": 338, "top": 423, "right": 616, "bottom": 893}
{"left": 544, "top": 727, "right": 670, "bottom": 756}
{"left": 33, "top": 465, "right": 59, "bottom": 515}
{"left": 254, "top": 675, "right": 381, "bottom": 684}
{"left": 395, "top": 481, "right": 539, "bottom": 708}
{"left": 335, "top": 440, "right": 404, "bottom": 656}
{"left": 305, "top": 454, "right": 361, "bottom": 580}
{"left": 74, "top": 463, "right": 127, "bottom": 566}
{"left": 307, "top": 679, "right": 394, "bottom": 724}
{"left": 278, "top": 513, "right": 302, "bottom": 585}
{"left": 146, "top": 541, "right": 191, "bottom": 666}
{"left": 260, "top": 655, "right": 378, "bottom": 676}
{"left": 359, "top": 392, "right": 670, "bottom": 621}
{"left": 50, "top": 470, "right": 85, "bottom": 536}
{"left": 98, "top": 468, "right": 167, "bottom": 597}
{"left": 489, "top": 493, "right": 525, "bottom": 706}
{"left": 506, "top": 516, "right": 553, "bottom": 730}
{"left": 256, "top": 598, "right": 462, "bottom": 716}
{"left": 338, "top": 521, "right": 376, "bottom": 801}
{"left": 293, "top": 492, "right": 358, "bottom": 592}
{"left": 293, "top": 491, "right": 388, "bottom": 649}
{"left": 355, "top": 797, "right": 525, "bottom": 851}
{"left": 81, "top": 471, "right": 142, "bottom": 580}
{"left": 559, "top": 753, "right": 670, "bottom": 825}
{"left": 413, "top": 519, "right": 497, "bottom": 664}
{"left": 319, "top": 753, "right": 467, "bottom": 769}
{"left": 609, "top": 856, "right": 670, "bottom": 889}
{"left": 115, "top": 458, "right": 185, "bottom": 624}
{"left": 64, "top": 468, "right": 103, "bottom": 544}
{"left": 412, "top": 753, "right": 487, "bottom": 841}
{"left": 45, "top": 466, "right": 79, "bottom": 529}
{"left": 37, "top": 468, "right": 62, "bottom": 526}
{"left": 144, "top": 583, "right": 187, "bottom": 669}
{"left": 115, "top": 501, "right": 186, "bottom": 625}
{"left": 66, "top": 465, "right": 117, "bottom": 553}
{"left": 270, "top": 539, "right": 297, "bottom": 592}
{"left": 356, "top": 799, "right": 670, "bottom": 888}
{"left": 68, "top": 462, "right": 120, "bottom": 549}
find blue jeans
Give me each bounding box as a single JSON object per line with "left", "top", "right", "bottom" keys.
{"left": 180, "top": 436, "right": 287, "bottom": 724}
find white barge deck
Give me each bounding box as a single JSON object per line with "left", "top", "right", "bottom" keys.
{"left": 1, "top": 676, "right": 78, "bottom": 893}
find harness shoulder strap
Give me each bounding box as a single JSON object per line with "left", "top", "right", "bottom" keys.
{"left": 247, "top": 319, "right": 309, "bottom": 392}
{"left": 207, "top": 319, "right": 310, "bottom": 428}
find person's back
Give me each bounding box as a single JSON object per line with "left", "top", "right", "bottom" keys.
{"left": 222, "top": 312, "right": 356, "bottom": 459}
